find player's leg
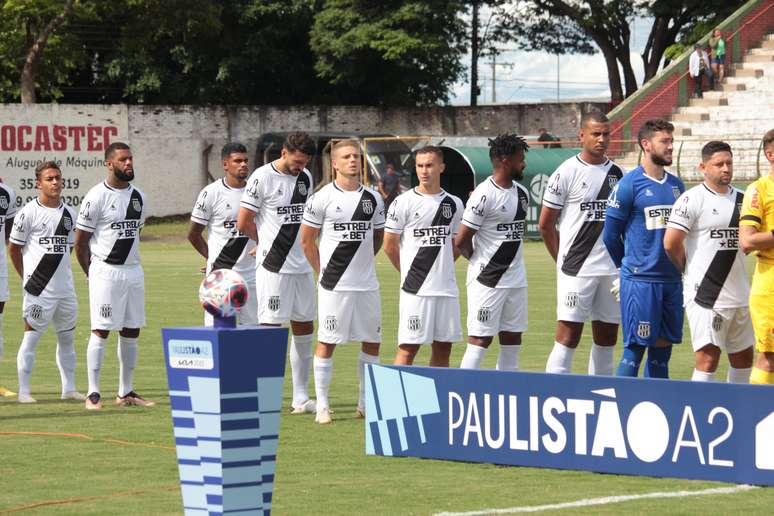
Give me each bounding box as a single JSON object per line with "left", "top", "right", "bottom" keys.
{"left": 495, "top": 287, "right": 527, "bottom": 371}
{"left": 546, "top": 273, "right": 591, "bottom": 373}
{"left": 430, "top": 342, "right": 452, "bottom": 367}
{"left": 589, "top": 275, "right": 620, "bottom": 375}
{"left": 645, "top": 282, "right": 682, "bottom": 379}
{"left": 724, "top": 307, "right": 754, "bottom": 383}
{"left": 17, "top": 316, "right": 44, "bottom": 404}
{"left": 692, "top": 344, "right": 720, "bottom": 381}
{"left": 0, "top": 274, "right": 14, "bottom": 397}
{"left": 115, "top": 266, "right": 152, "bottom": 407}
{"left": 238, "top": 272, "right": 259, "bottom": 326}
{"left": 85, "top": 261, "right": 115, "bottom": 409}
{"left": 313, "top": 342, "right": 335, "bottom": 424}
{"left": 53, "top": 295, "right": 83, "bottom": 400}
{"left": 357, "top": 342, "right": 379, "bottom": 417}
{"left": 686, "top": 299, "right": 719, "bottom": 381}
{"left": 460, "top": 336, "right": 493, "bottom": 369}
{"left": 289, "top": 271, "right": 317, "bottom": 413}
{"left": 351, "top": 290, "right": 381, "bottom": 417}
{"left": 616, "top": 278, "right": 657, "bottom": 377}
{"left": 462, "top": 281, "right": 499, "bottom": 369}
{"left": 395, "top": 291, "right": 432, "bottom": 365}
{"left": 430, "top": 296, "right": 461, "bottom": 368}
{"left": 395, "top": 344, "right": 420, "bottom": 365}
{"left": 749, "top": 295, "right": 774, "bottom": 384}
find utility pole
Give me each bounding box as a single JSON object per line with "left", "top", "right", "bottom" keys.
{"left": 470, "top": 1, "right": 480, "bottom": 106}
{"left": 556, "top": 52, "right": 560, "bottom": 102}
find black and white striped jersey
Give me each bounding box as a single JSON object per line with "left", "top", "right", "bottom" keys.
{"left": 385, "top": 188, "right": 463, "bottom": 297}
{"left": 191, "top": 179, "right": 256, "bottom": 276}
{"left": 302, "top": 182, "right": 385, "bottom": 292}
{"left": 76, "top": 182, "right": 145, "bottom": 266}
{"left": 0, "top": 183, "right": 18, "bottom": 278}
{"left": 667, "top": 184, "right": 749, "bottom": 309}
{"left": 462, "top": 177, "right": 530, "bottom": 289}
{"left": 240, "top": 163, "right": 313, "bottom": 275}
{"left": 542, "top": 155, "right": 623, "bottom": 277}
{"left": 10, "top": 200, "right": 76, "bottom": 298}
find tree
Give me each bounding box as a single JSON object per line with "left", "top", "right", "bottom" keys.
{"left": 310, "top": 0, "right": 468, "bottom": 106}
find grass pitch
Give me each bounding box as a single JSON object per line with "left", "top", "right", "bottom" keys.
{"left": 0, "top": 221, "right": 769, "bottom": 515}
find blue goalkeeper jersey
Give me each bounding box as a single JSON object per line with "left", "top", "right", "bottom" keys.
{"left": 603, "top": 166, "right": 684, "bottom": 282}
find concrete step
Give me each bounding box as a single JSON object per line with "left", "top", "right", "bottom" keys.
{"left": 718, "top": 82, "right": 746, "bottom": 91}
{"left": 750, "top": 47, "right": 774, "bottom": 55}
{"left": 672, "top": 112, "right": 710, "bottom": 122}
{"left": 761, "top": 39, "right": 774, "bottom": 49}
{"left": 688, "top": 97, "right": 728, "bottom": 107}
{"left": 745, "top": 54, "right": 774, "bottom": 63}
{"left": 732, "top": 68, "right": 764, "bottom": 77}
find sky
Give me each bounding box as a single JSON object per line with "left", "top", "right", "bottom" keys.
{"left": 449, "top": 16, "right": 654, "bottom": 105}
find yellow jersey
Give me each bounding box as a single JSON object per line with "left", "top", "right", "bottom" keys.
{"left": 741, "top": 175, "right": 774, "bottom": 294}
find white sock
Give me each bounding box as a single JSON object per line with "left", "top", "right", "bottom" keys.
{"left": 546, "top": 341, "right": 576, "bottom": 374}
{"left": 118, "top": 336, "right": 138, "bottom": 397}
{"left": 460, "top": 343, "right": 487, "bottom": 369}
{"left": 588, "top": 343, "right": 615, "bottom": 376}
{"left": 496, "top": 345, "right": 521, "bottom": 371}
{"left": 313, "top": 356, "right": 333, "bottom": 411}
{"left": 56, "top": 329, "right": 77, "bottom": 394}
{"left": 17, "top": 330, "right": 42, "bottom": 396}
{"left": 290, "top": 334, "right": 314, "bottom": 406}
{"left": 87, "top": 333, "right": 107, "bottom": 395}
{"left": 691, "top": 369, "right": 716, "bottom": 382}
{"left": 358, "top": 351, "right": 379, "bottom": 410}
{"left": 727, "top": 366, "right": 752, "bottom": 384}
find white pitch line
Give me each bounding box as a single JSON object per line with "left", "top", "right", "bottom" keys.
{"left": 433, "top": 484, "right": 759, "bottom": 516}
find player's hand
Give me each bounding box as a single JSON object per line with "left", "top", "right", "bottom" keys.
{"left": 610, "top": 277, "right": 620, "bottom": 302}
{"left": 199, "top": 266, "right": 207, "bottom": 273}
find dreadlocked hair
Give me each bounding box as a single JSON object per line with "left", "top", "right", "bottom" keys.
{"left": 488, "top": 133, "right": 529, "bottom": 162}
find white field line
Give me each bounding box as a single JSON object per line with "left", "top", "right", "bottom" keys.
{"left": 433, "top": 484, "right": 760, "bottom": 516}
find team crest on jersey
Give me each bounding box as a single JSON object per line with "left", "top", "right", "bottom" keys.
{"left": 637, "top": 321, "right": 651, "bottom": 339}
{"left": 361, "top": 199, "right": 374, "bottom": 215}
{"left": 25, "top": 304, "right": 43, "bottom": 320}
{"left": 564, "top": 292, "right": 579, "bottom": 308}
{"left": 672, "top": 186, "right": 681, "bottom": 199}
{"left": 477, "top": 306, "right": 491, "bottom": 323}
{"left": 63, "top": 216, "right": 73, "bottom": 231}
{"left": 324, "top": 316, "right": 337, "bottom": 332}
{"left": 608, "top": 175, "right": 619, "bottom": 189}
{"left": 268, "top": 296, "right": 280, "bottom": 312}
{"left": 442, "top": 204, "right": 452, "bottom": 219}
{"left": 100, "top": 304, "right": 112, "bottom": 318}
{"left": 407, "top": 315, "right": 421, "bottom": 332}
{"left": 712, "top": 313, "right": 723, "bottom": 332}
{"left": 132, "top": 198, "right": 142, "bottom": 212}
{"left": 298, "top": 182, "right": 307, "bottom": 196}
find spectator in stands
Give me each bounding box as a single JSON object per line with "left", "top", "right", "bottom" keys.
{"left": 378, "top": 163, "right": 401, "bottom": 208}
{"left": 689, "top": 43, "right": 712, "bottom": 99}
{"left": 709, "top": 28, "right": 726, "bottom": 88}
{"left": 537, "top": 128, "right": 561, "bottom": 148}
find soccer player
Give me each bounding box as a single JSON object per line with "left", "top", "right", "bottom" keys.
{"left": 603, "top": 118, "right": 685, "bottom": 378}
{"left": 384, "top": 146, "right": 464, "bottom": 367}
{"left": 0, "top": 178, "right": 17, "bottom": 398}
{"left": 455, "top": 134, "right": 530, "bottom": 371}
{"left": 664, "top": 141, "right": 753, "bottom": 383}
{"left": 189, "top": 142, "right": 257, "bottom": 326}
{"left": 740, "top": 129, "right": 774, "bottom": 385}
{"left": 75, "top": 142, "right": 153, "bottom": 410}
{"left": 539, "top": 111, "right": 623, "bottom": 375}
{"left": 10, "top": 162, "right": 84, "bottom": 402}
{"left": 237, "top": 132, "right": 318, "bottom": 413}
{"left": 300, "top": 140, "right": 385, "bottom": 424}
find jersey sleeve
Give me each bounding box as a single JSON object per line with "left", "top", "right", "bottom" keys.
{"left": 385, "top": 195, "right": 405, "bottom": 234}
{"left": 451, "top": 197, "right": 464, "bottom": 236}
{"left": 541, "top": 168, "right": 568, "bottom": 209}
{"left": 4, "top": 185, "right": 18, "bottom": 219}
{"left": 302, "top": 191, "right": 325, "bottom": 229}
{"left": 8, "top": 206, "right": 30, "bottom": 246}
{"left": 67, "top": 207, "right": 77, "bottom": 246}
{"left": 240, "top": 172, "right": 263, "bottom": 213}
{"left": 373, "top": 194, "right": 386, "bottom": 230}
{"left": 462, "top": 187, "right": 487, "bottom": 230}
{"left": 190, "top": 187, "right": 212, "bottom": 226}
{"left": 741, "top": 182, "right": 763, "bottom": 229}
{"left": 76, "top": 189, "right": 100, "bottom": 232}
{"left": 666, "top": 191, "right": 695, "bottom": 233}
{"left": 603, "top": 178, "right": 633, "bottom": 268}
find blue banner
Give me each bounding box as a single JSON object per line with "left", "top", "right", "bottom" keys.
{"left": 162, "top": 326, "right": 288, "bottom": 515}
{"left": 365, "top": 365, "right": 774, "bottom": 485}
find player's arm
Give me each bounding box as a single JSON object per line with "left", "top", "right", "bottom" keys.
{"left": 740, "top": 225, "right": 774, "bottom": 253}
{"left": 236, "top": 207, "right": 258, "bottom": 242}
{"left": 454, "top": 224, "right": 476, "bottom": 260}
{"left": 4, "top": 217, "right": 12, "bottom": 245}
{"left": 663, "top": 228, "right": 687, "bottom": 273}
{"left": 299, "top": 224, "right": 321, "bottom": 275}
{"left": 8, "top": 242, "right": 23, "bottom": 278}
{"left": 383, "top": 232, "right": 401, "bottom": 271}
{"left": 187, "top": 221, "right": 209, "bottom": 259}
{"left": 74, "top": 229, "right": 92, "bottom": 276}
{"left": 538, "top": 207, "right": 561, "bottom": 262}
{"left": 373, "top": 228, "right": 384, "bottom": 255}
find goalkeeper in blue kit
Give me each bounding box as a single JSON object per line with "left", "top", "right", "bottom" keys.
{"left": 603, "top": 119, "right": 685, "bottom": 378}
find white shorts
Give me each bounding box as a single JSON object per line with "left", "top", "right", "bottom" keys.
{"left": 399, "top": 291, "right": 462, "bottom": 345}
{"left": 23, "top": 293, "right": 77, "bottom": 333}
{"left": 203, "top": 273, "right": 259, "bottom": 327}
{"left": 686, "top": 300, "right": 754, "bottom": 354}
{"left": 317, "top": 289, "right": 381, "bottom": 344}
{"left": 255, "top": 268, "right": 316, "bottom": 324}
{"left": 556, "top": 272, "right": 620, "bottom": 324}
{"left": 89, "top": 260, "right": 145, "bottom": 331}
{"left": 467, "top": 281, "right": 528, "bottom": 336}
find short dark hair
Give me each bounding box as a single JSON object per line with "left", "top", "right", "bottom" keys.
{"left": 221, "top": 142, "right": 247, "bottom": 160}
{"left": 488, "top": 133, "right": 529, "bottom": 163}
{"left": 34, "top": 160, "right": 61, "bottom": 180}
{"left": 415, "top": 145, "right": 444, "bottom": 162}
{"left": 701, "top": 141, "right": 732, "bottom": 162}
{"left": 637, "top": 118, "right": 674, "bottom": 150}
{"left": 105, "top": 141, "right": 131, "bottom": 161}
{"left": 580, "top": 110, "right": 609, "bottom": 128}
{"left": 283, "top": 132, "right": 316, "bottom": 156}
{"left": 763, "top": 129, "right": 774, "bottom": 150}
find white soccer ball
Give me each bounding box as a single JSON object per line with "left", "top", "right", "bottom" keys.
{"left": 198, "top": 269, "right": 248, "bottom": 318}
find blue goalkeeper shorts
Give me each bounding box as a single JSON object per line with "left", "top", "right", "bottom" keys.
{"left": 620, "top": 278, "right": 683, "bottom": 347}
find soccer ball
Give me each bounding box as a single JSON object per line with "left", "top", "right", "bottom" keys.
{"left": 199, "top": 269, "right": 248, "bottom": 318}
